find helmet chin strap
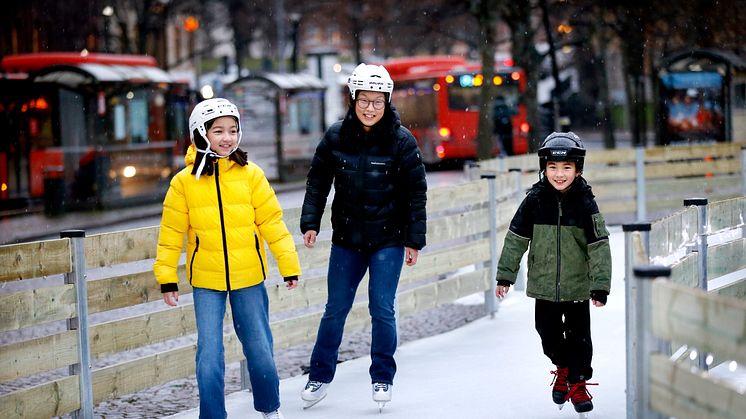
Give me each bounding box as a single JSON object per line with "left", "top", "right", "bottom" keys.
{"left": 194, "top": 145, "right": 239, "bottom": 180}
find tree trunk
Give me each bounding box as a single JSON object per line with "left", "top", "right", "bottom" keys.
{"left": 474, "top": 0, "right": 498, "bottom": 161}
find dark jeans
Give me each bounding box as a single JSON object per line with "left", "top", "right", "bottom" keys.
{"left": 534, "top": 299, "right": 593, "bottom": 383}
{"left": 309, "top": 244, "right": 405, "bottom": 385}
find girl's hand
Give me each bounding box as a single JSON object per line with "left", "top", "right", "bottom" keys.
{"left": 286, "top": 279, "right": 299, "bottom": 290}
{"left": 303, "top": 230, "right": 317, "bottom": 248}
{"left": 163, "top": 291, "right": 179, "bottom": 306}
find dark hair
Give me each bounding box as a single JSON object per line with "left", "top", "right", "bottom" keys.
{"left": 190, "top": 117, "right": 247, "bottom": 177}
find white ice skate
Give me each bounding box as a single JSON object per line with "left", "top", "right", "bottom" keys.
{"left": 260, "top": 410, "right": 284, "bottom": 419}
{"left": 372, "top": 382, "right": 392, "bottom": 413}
{"left": 301, "top": 380, "right": 329, "bottom": 409}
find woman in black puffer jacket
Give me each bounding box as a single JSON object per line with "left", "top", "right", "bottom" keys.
{"left": 299, "top": 63, "right": 427, "bottom": 410}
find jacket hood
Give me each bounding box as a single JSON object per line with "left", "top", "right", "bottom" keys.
{"left": 185, "top": 144, "right": 197, "bottom": 166}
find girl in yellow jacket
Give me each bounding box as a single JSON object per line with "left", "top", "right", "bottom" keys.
{"left": 154, "top": 98, "right": 300, "bottom": 419}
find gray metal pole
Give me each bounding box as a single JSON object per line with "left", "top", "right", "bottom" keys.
{"left": 741, "top": 146, "right": 746, "bottom": 197}
{"left": 623, "top": 223, "right": 650, "bottom": 419}
{"left": 633, "top": 265, "right": 671, "bottom": 419}
{"left": 684, "top": 198, "right": 709, "bottom": 371}
{"left": 636, "top": 146, "right": 647, "bottom": 222}
{"left": 61, "top": 230, "right": 94, "bottom": 419}
{"left": 482, "top": 174, "right": 498, "bottom": 318}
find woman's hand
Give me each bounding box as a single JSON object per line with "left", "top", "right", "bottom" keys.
{"left": 405, "top": 247, "right": 419, "bottom": 266}
{"left": 163, "top": 291, "right": 179, "bottom": 306}
{"left": 303, "top": 230, "right": 317, "bottom": 248}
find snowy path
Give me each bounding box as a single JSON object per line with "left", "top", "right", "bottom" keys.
{"left": 166, "top": 228, "right": 627, "bottom": 419}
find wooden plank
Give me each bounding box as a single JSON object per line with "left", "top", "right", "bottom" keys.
{"left": 708, "top": 197, "right": 746, "bottom": 233}
{"left": 714, "top": 277, "right": 746, "bottom": 301}
{"left": 650, "top": 207, "right": 698, "bottom": 260}
{"left": 670, "top": 253, "right": 699, "bottom": 288}
{"left": 0, "top": 375, "right": 80, "bottom": 418}
{"left": 0, "top": 331, "right": 77, "bottom": 383}
{"left": 650, "top": 353, "right": 746, "bottom": 419}
{"left": 87, "top": 265, "right": 191, "bottom": 314}
{"left": 427, "top": 208, "right": 490, "bottom": 244}
{"left": 0, "top": 238, "right": 71, "bottom": 282}
{"left": 589, "top": 183, "right": 636, "bottom": 200}
{"left": 598, "top": 199, "right": 637, "bottom": 215}
{"left": 707, "top": 239, "right": 746, "bottom": 279}
{"left": 584, "top": 165, "right": 635, "bottom": 183}
{"left": 645, "top": 142, "right": 740, "bottom": 162}
{"left": 649, "top": 192, "right": 743, "bottom": 215}
{"left": 647, "top": 175, "right": 741, "bottom": 199}
{"left": 0, "top": 284, "right": 76, "bottom": 332}
{"left": 427, "top": 180, "right": 488, "bottom": 213}
{"left": 283, "top": 205, "right": 331, "bottom": 238}
{"left": 89, "top": 305, "right": 197, "bottom": 358}
{"left": 585, "top": 147, "right": 636, "bottom": 165}
{"left": 84, "top": 226, "right": 159, "bottom": 268}
{"left": 651, "top": 281, "right": 746, "bottom": 365}
{"left": 398, "top": 269, "right": 489, "bottom": 317}
{"left": 645, "top": 159, "right": 740, "bottom": 179}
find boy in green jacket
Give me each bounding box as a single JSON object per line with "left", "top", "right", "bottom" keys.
{"left": 495, "top": 132, "right": 611, "bottom": 415}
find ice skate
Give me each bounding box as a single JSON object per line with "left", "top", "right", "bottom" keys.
{"left": 550, "top": 367, "right": 569, "bottom": 409}
{"left": 567, "top": 380, "right": 597, "bottom": 416}
{"left": 372, "top": 382, "right": 392, "bottom": 413}
{"left": 301, "top": 380, "right": 329, "bottom": 409}
{"left": 261, "top": 410, "right": 284, "bottom": 419}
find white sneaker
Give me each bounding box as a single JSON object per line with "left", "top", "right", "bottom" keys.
{"left": 372, "top": 382, "right": 392, "bottom": 402}
{"left": 301, "top": 380, "right": 329, "bottom": 409}
{"left": 261, "top": 410, "right": 284, "bottom": 419}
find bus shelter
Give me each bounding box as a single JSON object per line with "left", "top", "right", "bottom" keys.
{"left": 223, "top": 72, "right": 326, "bottom": 182}
{"left": 657, "top": 48, "right": 746, "bottom": 144}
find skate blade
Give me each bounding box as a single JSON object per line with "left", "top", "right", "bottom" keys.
{"left": 557, "top": 403, "right": 565, "bottom": 410}
{"left": 377, "top": 401, "right": 387, "bottom": 413}
{"left": 302, "top": 394, "right": 327, "bottom": 409}
{"left": 577, "top": 413, "right": 589, "bottom": 419}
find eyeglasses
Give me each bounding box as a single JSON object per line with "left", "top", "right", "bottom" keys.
{"left": 356, "top": 98, "right": 386, "bottom": 110}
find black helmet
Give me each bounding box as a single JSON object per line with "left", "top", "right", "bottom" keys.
{"left": 538, "top": 131, "right": 586, "bottom": 172}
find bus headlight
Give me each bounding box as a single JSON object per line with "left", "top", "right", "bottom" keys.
{"left": 122, "top": 166, "right": 137, "bottom": 178}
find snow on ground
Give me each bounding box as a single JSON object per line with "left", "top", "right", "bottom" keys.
{"left": 163, "top": 228, "right": 631, "bottom": 419}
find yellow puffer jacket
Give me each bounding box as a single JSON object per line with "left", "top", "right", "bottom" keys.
{"left": 154, "top": 145, "right": 301, "bottom": 291}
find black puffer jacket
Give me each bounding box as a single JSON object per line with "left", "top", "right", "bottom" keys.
{"left": 300, "top": 105, "right": 427, "bottom": 251}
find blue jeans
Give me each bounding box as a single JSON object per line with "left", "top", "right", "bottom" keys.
{"left": 193, "top": 285, "right": 280, "bottom": 418}
{"left": 309, "top": 244, "right": 404, "bottom": 385}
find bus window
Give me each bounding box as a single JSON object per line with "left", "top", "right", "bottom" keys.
{"left": 448, "top": 79, "right": 520, "bottom": 112}
{"left": 392, "top": 80, "right": 438, "bottom": 130}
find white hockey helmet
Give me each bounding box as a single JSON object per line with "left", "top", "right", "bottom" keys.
{"left": 188, "top": 98, "right": 242, "bottom": 179}
{"left": 347, "top": 63, "right": 394, "bottom": 102}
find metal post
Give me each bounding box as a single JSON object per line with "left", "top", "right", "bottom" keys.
{"left": 61, "top": 230, "right": 93, "bottom": 419}
{"left": 464, "top": 161, "right": 480, "bottom": 181}
{"left": 632, "top": 265, "right": 671, "bottom": 419}
{"left": 482, "top": 174, "right": 498, "bottom": 318}
{"left": 509, "top": 168, "right": 527, "bottom": 291}
{"left": 635, "top": 146, "right": 647, "bottom": 222}
{"left": 684, "top": 197, "right": 708, "bottom": 371}
{"left": 622, "top": 223, "right": 650, "bottom": 419}
{"left": 741, "top": 146, "right": 746, "bottom": 197}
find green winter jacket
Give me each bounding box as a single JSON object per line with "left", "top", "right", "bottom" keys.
{"left": 496, "top": 176, "right": 611, "bottom": 302}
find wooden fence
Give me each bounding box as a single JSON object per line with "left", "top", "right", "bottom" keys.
{"left": 477, "top": 142, "right": 745, "bottom": 224}
{"left": 624, "top": 196, "right": 746, "bottom": 419}
{"left": 0, "top": 174, "right": 518, "bottom": 418}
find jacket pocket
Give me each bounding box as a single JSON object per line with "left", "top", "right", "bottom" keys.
{"left": 591, "top": 213, "right": 610, "bottom": 238}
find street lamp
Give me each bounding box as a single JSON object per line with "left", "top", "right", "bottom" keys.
{"left": 102, "top": 6, "right": 114, "bottom": 53}
{"left": 289, "top": 13, "right": 301, "bottom": 73}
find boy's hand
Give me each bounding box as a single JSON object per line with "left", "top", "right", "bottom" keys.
{"left": 590, "top": 290, "right": 608, "bottom": 307}
{"left": 495, "top": 284, "right": 510, "bottom": 299}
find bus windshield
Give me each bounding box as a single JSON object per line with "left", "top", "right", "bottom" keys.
{"left": 447, "top": 73, "right": 520, "bottom": 112}
{"left": 392, "top": 79, "right": 438, "bottom": 129}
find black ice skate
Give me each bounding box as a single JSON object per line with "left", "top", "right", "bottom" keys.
{"left": 550, "top": 367, "right": 569, "bottom": 408}
{"left": 567, "top": 380, "right": 597, "bottom": 418}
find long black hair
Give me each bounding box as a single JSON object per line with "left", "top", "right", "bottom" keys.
{"left": 190, "top": 117, "right": 248, "bottom": 177}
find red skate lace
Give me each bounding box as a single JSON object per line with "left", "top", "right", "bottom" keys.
{"left": 549, "top": 368, "right": 569, "bottom": 389}
{"left": 567, "top": 381, "right": 598, "bottom": 403}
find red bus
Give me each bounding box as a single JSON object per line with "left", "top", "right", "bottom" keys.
{"left": 0, "top": 52, "right": 192, "bottom": 215}
{"left": 384, "top": 56, "right": 529, "bottom": 164}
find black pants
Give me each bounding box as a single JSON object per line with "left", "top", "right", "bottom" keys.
{"left": 534, "top": 299, "right": 593, "bottom": 383}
